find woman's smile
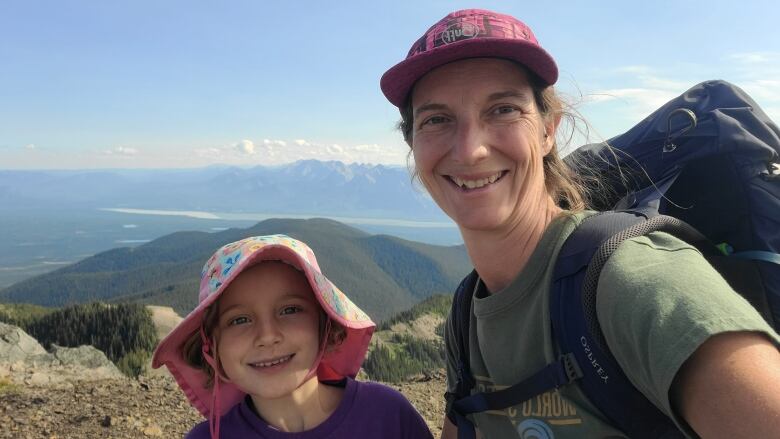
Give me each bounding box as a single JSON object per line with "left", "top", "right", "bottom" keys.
{"left": 446, "top": 170, "right": 509, "bottom": 191}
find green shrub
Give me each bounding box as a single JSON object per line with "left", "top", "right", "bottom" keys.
{"left": 379, "top": 294, "right": 451, "bottom": 331}
{"left": 0, "top": 377, "right": 19, "bottom": 395}
{"left": 0, "top": 303, "right": 54, "bottom": 328}
{"left": 363, "top": 335, "right": 445, "bottom": 382}
{"left": 116, "top": 349, "right": 151, "bottom": 378}
{"left": 434, "top": 321, "right": 446, "bottom": 338}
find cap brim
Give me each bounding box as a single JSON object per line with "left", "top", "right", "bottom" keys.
{"left": 381, "top": 38, "right": 558, "bottom": 108}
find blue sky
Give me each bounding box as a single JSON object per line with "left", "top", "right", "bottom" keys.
{"left": 1, "top": 0, "right": 778, "bottom": 169}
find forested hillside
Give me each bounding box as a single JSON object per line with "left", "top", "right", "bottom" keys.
{"left": 363, "top": 295, "right": 451, "bottom": 382}
{"left": 0, "top": 302, "right": 157, "bottom": 377}
{"left": 0, "top": 218, "right": 470, "bottom": 321}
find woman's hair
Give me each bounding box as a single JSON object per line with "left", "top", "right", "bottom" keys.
{"left": 181, "top": 298, "right": 348, "bottom": 388}
{"left": 398, "top": 63, "right": 596, "bottom": 211}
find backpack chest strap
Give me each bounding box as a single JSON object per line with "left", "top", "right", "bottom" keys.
{"left": 450, "top": 354, "right": 582, "bottom": 439}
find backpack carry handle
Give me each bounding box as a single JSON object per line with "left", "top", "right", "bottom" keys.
{"left": 663, "top": 108, "right": 697, "bottom": 153}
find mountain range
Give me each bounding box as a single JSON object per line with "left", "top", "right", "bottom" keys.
{"left": 0, "top": 160, "right": 447, "bottom": 221}
{"left": 0, "top": 217, "right": 471, "bottom": 321}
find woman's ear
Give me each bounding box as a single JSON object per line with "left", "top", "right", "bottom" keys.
{"left": 542, "top": 113, "right": 562, "bottom": 155}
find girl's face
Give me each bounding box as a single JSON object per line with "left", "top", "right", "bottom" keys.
{"left": 215, "top": 262, "right": 322, "bottom": 401}
{"left": 410, "top": 58, "right": 555, "bottom": 234}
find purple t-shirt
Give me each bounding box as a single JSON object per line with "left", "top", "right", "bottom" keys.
{"left": 186, "top": 378, "right": 433, "bottom": 438}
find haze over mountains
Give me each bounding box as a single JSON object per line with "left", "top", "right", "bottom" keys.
{"left": 0, "top": 217, "right": 471, "bottom": 321}
{"left": 0, "top": 160, "right": 446, "bottom": 221}
{"left": 0, "top": 160, "right": 462, "bottom": 288}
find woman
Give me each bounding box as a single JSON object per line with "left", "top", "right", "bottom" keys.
{"left": 380, "top": 8, "right": 780, "bottom": 439}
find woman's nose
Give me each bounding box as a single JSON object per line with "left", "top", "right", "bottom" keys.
{"left": 451, "top": 121, "right": 488, "bottom": 165}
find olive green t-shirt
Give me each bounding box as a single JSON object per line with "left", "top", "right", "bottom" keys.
{"left": 445, "top": 212, "right": 780, "bottom": 438}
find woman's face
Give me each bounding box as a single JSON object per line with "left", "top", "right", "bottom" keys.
{"left": 410, "top": 58, "right": 555, "bottom": 233}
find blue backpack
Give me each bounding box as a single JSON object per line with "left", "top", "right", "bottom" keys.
{"left": 445, "top": 80, "right": 780, "bottom": 439}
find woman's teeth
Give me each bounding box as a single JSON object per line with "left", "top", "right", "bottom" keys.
{"left": 451, "top": 172, "right": 502, "bottom": 189}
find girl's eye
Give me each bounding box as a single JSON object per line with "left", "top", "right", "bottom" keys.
{"left": 280, "top": 306, "right": 302, "bottom": 316}
{"left": 227, "top": 316, "right": 250, "bottom": 326}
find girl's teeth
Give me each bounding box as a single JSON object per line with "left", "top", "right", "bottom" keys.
{"left": 254, "top": 355, "right": 292, "bottom": 367}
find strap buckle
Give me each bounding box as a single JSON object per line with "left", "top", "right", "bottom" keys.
{"left": 561, "top": 353, "right": 583, "bottom": 383}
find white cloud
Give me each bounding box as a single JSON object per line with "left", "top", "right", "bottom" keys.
{"left": 583, "top": 59, "right": 780, "bottom": 137}
{"left": 104, "top": 146, "right": 139, "bottom": 156}
{"left": 729, "top": 52, "right": 778, "bottom": 64}
{"left": 725, "top": 52, "right": 780, "bottom": 122}
{"left": 326, "top": 144, "right": 344, "bottom": 154}
{"left": 117, "top": 146, "right": 138, "bottom": 155}
{"left": 586, "top": 84, "right": 679, "bottom": 124}
{"left": 194, "top": 147, "right": 223, "bottom": 159}
{"left": 193, "top": 138, "right": 407, "bottom": 166}
{"left": 235, "top": 139, "right": 256, "bottom": 154}
{"left": 354, "top": 144, "right": 383, "bottom": 152}
{"left": 263, "top": 139, "right": 286, "bottom": 147}
{"left": 739, "top": 80, "right": 780, "bottom": 106}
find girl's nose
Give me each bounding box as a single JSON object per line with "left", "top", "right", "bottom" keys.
{"left": 254, "top": 319, "right": 282, "bottom": 347}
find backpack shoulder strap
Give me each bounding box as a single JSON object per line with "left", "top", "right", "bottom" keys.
{"left": 444, "top": 212, "right": 704, "bottom": 439}
{"left": 552, "top": 211, "right": 706, "bottom": 439}
{"left": 444, "top": 269, "right": 478, "bottom": 425}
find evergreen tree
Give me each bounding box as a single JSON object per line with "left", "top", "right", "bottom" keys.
{"left": 17, "top": 302, "right": 158, "bottom": 375}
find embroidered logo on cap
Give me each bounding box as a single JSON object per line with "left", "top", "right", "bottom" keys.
{"left": 440, "top": 22, "right": 480, "bottom": 45}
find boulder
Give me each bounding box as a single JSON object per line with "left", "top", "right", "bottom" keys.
{"left": 51, "top": 344, "right": 116, "bottom": 370}
{"left": 0, "top": 322, "right": 125, "bottom": 385}
{"left": 0, "top": 321, "right": 47, "bottom": 364}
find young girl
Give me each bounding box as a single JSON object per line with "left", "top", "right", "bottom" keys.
{"left": 153, "top": 234, "right": 433, "bottom": 438}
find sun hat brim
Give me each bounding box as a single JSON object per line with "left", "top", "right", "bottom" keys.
{"left": 152, "top": 236, "right": 375, "bottom": 418}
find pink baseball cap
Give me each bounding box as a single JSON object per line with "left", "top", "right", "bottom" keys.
{"left": 380, "top": 8, "right": 558, "bottom": 108}
{"left": 152, "top": 234, "right": 375, "bottom": 419}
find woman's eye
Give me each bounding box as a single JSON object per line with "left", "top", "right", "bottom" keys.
{"left": 280, "top": 306, "right": 302, "bottom": 316}
{"left": 492, "top": 105, "right": 517, "bottom": 115}
{"left": 228, "top": 316, "right": 250, "bottom": 326}
{"left": 419, "top": 115, "right": 449, "bottom": 128}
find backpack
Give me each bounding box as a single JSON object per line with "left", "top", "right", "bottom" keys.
{"left": 445, "top": 80, "right": 780, "bottom": 439}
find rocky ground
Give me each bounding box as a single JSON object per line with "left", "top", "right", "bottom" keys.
{"left": 1, "top": 308, "right": 448, "bottom": 438}
{"left": 0, "top": 371, "right": 446, "bottom": 438}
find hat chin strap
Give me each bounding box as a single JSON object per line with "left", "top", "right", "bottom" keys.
{"left": 302, "top": 317, "right": 331, "bottom": 384}
{"left": 200, "top": 326, "right": 230, "bottom": 439}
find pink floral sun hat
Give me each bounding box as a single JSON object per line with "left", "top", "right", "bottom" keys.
{"left": 152, "top": 234, "right": 375, "bottom": 419}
